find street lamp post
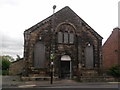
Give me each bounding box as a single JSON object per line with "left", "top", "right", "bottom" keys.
{"left": 50, "top": 5, "right": 56, "bottom": 84}
{"left": 50, "top": 61, "right": 54, "bottom": 84}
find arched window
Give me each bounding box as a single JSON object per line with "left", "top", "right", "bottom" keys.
{"left": 57, "top": 24, "right": 75, "bottom": 44}
{"left": 58, "top": 31, "right": 74, "bottom": 44}
{"left": 33, "top": 41, "right": 45, "bottom": 68}
{"left": 85, "top": 43, "right": 94, "bottom": 68}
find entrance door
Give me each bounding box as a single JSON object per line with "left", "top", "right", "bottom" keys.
{"left": 61, "top": 55, "right": 71, "bottom": 79}
{"left": 61, "top": 61, "right": 70, "bottom": 78}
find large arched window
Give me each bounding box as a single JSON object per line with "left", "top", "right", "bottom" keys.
{"left": 58, "top": 31, "right": 74, "bottom": 44}
{"left": 57, "top": 24, "right": 75, "bottom": 44}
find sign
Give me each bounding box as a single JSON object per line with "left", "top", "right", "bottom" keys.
{"left": 50, "top": 53, "right": 55, "bottom": 60}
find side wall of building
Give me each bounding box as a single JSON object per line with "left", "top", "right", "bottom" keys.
{"left": 102, "top": 28, "right": 120, "bottom": 69}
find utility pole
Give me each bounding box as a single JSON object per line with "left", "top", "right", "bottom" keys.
{"left": 50, "top": 5, "right": 56, "bottom": 84}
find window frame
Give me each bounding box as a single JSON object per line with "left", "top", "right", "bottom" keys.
{"left": 57, "top": 31, "right": 74, "bottom": 44}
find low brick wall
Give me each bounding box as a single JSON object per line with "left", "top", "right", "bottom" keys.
{"left": 80, "top": 76, "right": 116, "bottom": 82}
{"left": 9, "top": 59, "right": 26, "bottom": 75}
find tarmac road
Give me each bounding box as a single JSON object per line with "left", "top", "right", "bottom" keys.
{"left": 2, "top": 76, "right": 120, "bottom": 89}
{"left": 34, "top": 82, "right": 119, "bottom": 88}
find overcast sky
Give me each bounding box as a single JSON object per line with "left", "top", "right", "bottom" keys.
{"left": 0, "top": 0, "right": 119, "bottom": 59}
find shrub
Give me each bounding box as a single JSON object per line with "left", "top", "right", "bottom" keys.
{"left": 107, "top": 65, "right": 120, "bottom": 78}
{"left": 2, "top": 70, "right": 9, "bottom": 75}
{"left": 2, "top": 60, "right": 11, "bottom": 70}
{"left": 0, "top": 55, "right": 14, "bottom": 75}
{"left": 0, "top": 70, "right": 2, "bottom": 75}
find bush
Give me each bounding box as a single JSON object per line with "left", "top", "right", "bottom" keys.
{"left": 107, "top": 65, "right": 120, "bottom": 78}
{"left": 2, "top": 60, "right": 11, "bottom": 70}
{"left": 2, "top": 70, "right": 9, "bottom": 75}
{"left": 0, "top": 70, "right": 2, "bottom": 75}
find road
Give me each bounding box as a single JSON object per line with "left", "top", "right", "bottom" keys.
{"left": 2, "top": 76, "right": 120, "bottom": 89}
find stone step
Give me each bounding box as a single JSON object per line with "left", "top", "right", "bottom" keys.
{"left": 21, "top": 76, "right": 58, "bottom": 81}
{"left": 30, "top": 70, "right": 47, "bottom": 75}
{"left": 28, "top": 73, "right": 49, "bottom": 77}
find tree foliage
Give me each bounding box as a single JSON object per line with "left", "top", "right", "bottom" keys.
{"left": 0, "top": 55, "right": 14, "bottom": 70}
{"left": 107, "top": 65, "right": 120, "bottom": 78}
{"left": 16, "top": 55, "right": 21, "bottom": 60}
{"left": 0, "top": 55, "right": 14, "bottom": 75}
{"left": 0, "top": 55, "right": 14, "bottom": 62}
{"left": 2, "top": 59, "right": 11, "bottom": 70}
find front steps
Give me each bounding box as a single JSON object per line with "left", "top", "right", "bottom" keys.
{"left": 21, "top": 75, "right": 58, "bottom": 81}
{"left": 21, "top": 67, "right": 58, "bottom": 81}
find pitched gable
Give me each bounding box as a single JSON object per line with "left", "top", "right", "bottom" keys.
{"left": 25, "top": 6, "right": 103, "bottom": 40}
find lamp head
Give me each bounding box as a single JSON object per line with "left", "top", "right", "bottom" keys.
{"left": 53, "top": 5, "right": 56, "bottom": 10}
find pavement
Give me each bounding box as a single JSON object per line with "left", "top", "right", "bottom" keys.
{"left": 2, "top": 76, "right": 120, "bottom": 89}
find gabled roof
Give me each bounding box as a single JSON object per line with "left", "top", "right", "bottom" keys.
{"left": 103, "top": 27, "right": 120, "bottom": 46}
{"left": 25, "top": 6, "right": 103, "bottom": 39}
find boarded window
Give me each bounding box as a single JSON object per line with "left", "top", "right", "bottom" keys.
{"left": 58, "top": 32, "right": 63, "bottom": 43}
{"left": 33, "top": 41, "right": 45, "bottom": 68}
{"left": 85, "top": 45, "right": 94, "bottom": 68}
{"left": 64, "top": 32, "right": 68, "bottom": 44}
{"left": 69, "top": 33, "right": 74, "bottom": 44}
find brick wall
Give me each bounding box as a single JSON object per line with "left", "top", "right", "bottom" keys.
{"left": 102, "top": 28, "right": 120, "bottom": 69}
{"left": 9, "top": 59, "right": 25, "bottom": 75}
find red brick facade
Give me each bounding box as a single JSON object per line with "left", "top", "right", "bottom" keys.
{"left": 102, "top": 28, "right": 120, "bottom": 69}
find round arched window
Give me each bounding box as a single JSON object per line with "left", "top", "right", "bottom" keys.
{"left": 57, "top": 24, "right": 75, "bottom": 44}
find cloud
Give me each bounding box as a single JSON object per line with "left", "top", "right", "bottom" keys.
{"left": 0, "top": 0, "right": 19, "bottom": 7}
{"left": 0, "top": 0, "right": 119, "bottom": 59}
{"left": 2, "top": 37, "right": 23, "bottom": 49}
{"left": 0, "top": 34, "right": 24, "bottom": 59}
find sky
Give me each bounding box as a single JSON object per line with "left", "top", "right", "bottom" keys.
{"left": 0, "top": 0, "right": 119, "bottom": 59}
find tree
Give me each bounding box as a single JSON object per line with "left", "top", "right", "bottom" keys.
{"left": 0, "top": 55, "right": 14, "bottom": 75}
{"left": 2, "top": 59, "right": 11, "bottom": 70}
{"left": 107, "top": 65, "right": 120, "bottom": 78}
{"left": 16, "top": 55, "right": 21, "bottom": 60}
{"left": 0, "top": 55, "right": 13, "bottom": 70}
{"left": 0, "top": 55, "right": 14, "bottom": 62}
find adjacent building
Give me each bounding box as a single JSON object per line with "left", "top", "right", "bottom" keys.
{"left": 102, "top": 28, "right": 120, "bottom": 69}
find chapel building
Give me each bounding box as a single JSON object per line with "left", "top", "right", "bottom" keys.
{"left": 23, "top": 6, "right": 103, "bottom": 79}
